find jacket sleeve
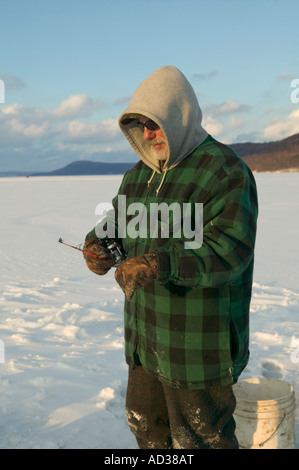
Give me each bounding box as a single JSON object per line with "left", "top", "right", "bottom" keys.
{"left": 156, "top": 167, "right": 258, "bottom": 288}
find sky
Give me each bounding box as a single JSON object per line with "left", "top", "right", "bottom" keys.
{"left": 0, "top": 0, "right": 299, "bottom": 172}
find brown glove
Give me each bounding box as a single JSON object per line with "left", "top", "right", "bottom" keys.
{"left": 115, "top": 251, "right": 159, "bottom": 301}
{"left": 83, "top": 238, "right": 115, "bottom": 275}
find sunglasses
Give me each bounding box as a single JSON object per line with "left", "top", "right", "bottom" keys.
{"left": 137, "top": 119, "right": 160, "bottom": 131}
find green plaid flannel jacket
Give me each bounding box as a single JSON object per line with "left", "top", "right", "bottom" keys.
{"left": 88, "top": 135, "right": 258, "bottom": 389}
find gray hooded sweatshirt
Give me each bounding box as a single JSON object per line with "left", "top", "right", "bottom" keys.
{"left": 119, "top": 65, "right": 208, "bottom": 173}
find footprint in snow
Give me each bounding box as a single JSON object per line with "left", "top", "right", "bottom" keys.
{"left": 261, "top": 360, "right": 283, "bottom": 379}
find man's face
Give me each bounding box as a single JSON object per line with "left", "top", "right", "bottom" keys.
{"left": 138, "top": 117, "right": 168, "bottom": 161}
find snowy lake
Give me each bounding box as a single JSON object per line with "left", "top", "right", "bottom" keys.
{"left": 0, "top": 173, "right": 298, "bottom": 449}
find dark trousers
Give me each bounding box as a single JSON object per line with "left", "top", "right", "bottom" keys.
{"left": 126, "top": 365, "right": 238, "bottom": 449}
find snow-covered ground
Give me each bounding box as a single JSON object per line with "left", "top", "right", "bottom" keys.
{"left": 0, "top": 173, "right": 298, "bottom": 449}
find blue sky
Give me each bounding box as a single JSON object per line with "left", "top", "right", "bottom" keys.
{"left": 0, "top": 0, "right": 298, "bottom": 171}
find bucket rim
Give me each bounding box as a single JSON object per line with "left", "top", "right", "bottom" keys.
{"left": 233, "top": 377, "right": 295, "bottom": 405}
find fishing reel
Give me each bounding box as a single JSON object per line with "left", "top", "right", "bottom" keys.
{"left": 99, "top": 237, "right": 126, "bottom": 267}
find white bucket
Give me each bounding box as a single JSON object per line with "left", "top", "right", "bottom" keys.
{"left": 233, "top": 377, "right": 296, "bottom": 449}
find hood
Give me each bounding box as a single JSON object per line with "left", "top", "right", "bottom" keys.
{"left": 119, "top": 66, "right": 208, "bottom": 173}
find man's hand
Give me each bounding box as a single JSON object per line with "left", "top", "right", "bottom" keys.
{"left": 115, "top": 252, "right": 159, "bottom": 301}
{"left": 83, "top": 238, "right": 115, "bottom": 275}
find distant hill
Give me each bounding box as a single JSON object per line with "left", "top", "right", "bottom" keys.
{"left": 0, "top": 161, "right": 135, "bottom": 177}
{"left": 229, "top": 133, "right": 299, "bottom": 172}
{"left": 35, "top": 160, "right": 135, "bottom": 176}
{"left": 1, "top": 133, "right": 298, "bottom": 177}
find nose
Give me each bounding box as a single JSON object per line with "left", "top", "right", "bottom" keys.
{"left": 143, "top": 127, "right": 156, "bottom": 140}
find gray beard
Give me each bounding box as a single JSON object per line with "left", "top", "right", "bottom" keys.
{"left": 152, "top": 146, "right": 168, "bottom": 162}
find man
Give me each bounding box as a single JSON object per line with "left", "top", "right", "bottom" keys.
{"left": 83, "top": 66, "right": 258, "bottom": 449}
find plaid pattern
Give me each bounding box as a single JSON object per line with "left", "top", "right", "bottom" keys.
{"left": 89, "top": 135, "right": 258, "bottom": 389}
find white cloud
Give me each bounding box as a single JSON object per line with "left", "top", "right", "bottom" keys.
{"left": 202, "top": 116, "right": 224, "bottom": 136}
{"left": 0, "top": 103, "right": 50, "bottom": 125}
{"left": 62, "top": 118, "right": 121, "bottom": 143}
{"left": 51, "top": 94, "right": 103, "bottom": 119}
{"left": 0, "top": 93, "right": 110, "bottom": 147}
{"left": 262, "top": 109, "right": 299, "bottom": 140}
{"left": 0, "top": 103, "right": 59, "bottom": 149}
{"left": 8, "top": 118, "right": 49, "bottom": 137}
{"left": 204, "top": 101, "right": 252, "bottom": 117}
{"left": 0, "top": 92, "right": 123, "bottom": 169}
{"left": 0, "top": 92, "right": 136, "bottom": 171}
{"left": 201, "top": 100, "right": 251, "bottom": 138}
{"left": 227, "top": 116, "right": 245, "bottom": 131}
{"left": 1, "top": 103, "right": 23, "bottom": 115}
{"left": 1, "top": 94, "right": 104, "bottom": 124}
